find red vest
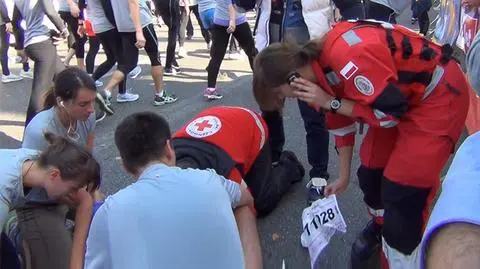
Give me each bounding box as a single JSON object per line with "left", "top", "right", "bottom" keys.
{"left": 174, "top": 106, "right": 268, "bottom": 179}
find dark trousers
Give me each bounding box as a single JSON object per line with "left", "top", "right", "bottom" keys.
{"left": 333, "top": 0, "right": 366, "bottom": 20}
{"left": 86, "top": 36, "right": 100, "bottom": 74}
{"left": 0, "top": 25, "right": 10, "bottom": 76}
{"left": 179, "top": 5, "right": 210, "bottom": 45}
{"left": 365, "top": 0, "right": 397, "bottom": 23}
{"left": 25, "top": 40, "right": 65, "bottom": 125}
{"left": 59, "top": 11, "right": 87, "bottom": 58}
{"left": 207, "top": 22, "right": 256, "bottom": 87}
{"left": 262, "top": 101, "right": 330, "bottom": 179}
{"left": 94, "top": 29, "right": 127, "bottom": 94}
{"left": 155, "top": 0, "right": 180, "bottom": 68}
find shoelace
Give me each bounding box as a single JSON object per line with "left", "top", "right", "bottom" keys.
{"left": 306, "top": 177, "right": 328, "bottom": 197}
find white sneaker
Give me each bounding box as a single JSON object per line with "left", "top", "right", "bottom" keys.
{"left": 20, "top": 70, "right": 34, "bottom": 79}
{"left": 95, "top": 80, "right": 104, "bottom": 87}
{"left": 128, "top": 66, "right": 142, "bottom": 79}
{"left": 2, "top": 74, "right": 23, "bottom": 83}
{"left": 117, "top": 92, "right": 139, "bottom": 103}
{"left": 229, "top": 52, "right": 243, "bottom": 60}
{"left": 177, "top": 46, "right": 187, "bottom": 58}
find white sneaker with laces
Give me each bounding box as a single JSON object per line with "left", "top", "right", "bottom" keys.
{"left": 117, "top": 92, "right": 139, "bottom": 103}
{"left": 20, "top": 70, "right": 34, "bottom": 79}
{"left": 128, "top": 66, "right": 142, "bottom": 79}
{"left": 177, "top": 46, "right": 187, "bottom": 58}
{"left": 2, "top": 74, "right": 23, "bottom": 83}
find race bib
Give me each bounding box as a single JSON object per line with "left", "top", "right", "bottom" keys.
{"left": 300, "top": 195, "right": 347, "bottom": 268}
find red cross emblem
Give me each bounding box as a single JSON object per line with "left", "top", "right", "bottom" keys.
{"left": 194, "top": 120, "right": 213, "bottom": 131}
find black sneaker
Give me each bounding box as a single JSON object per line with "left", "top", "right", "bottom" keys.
{"left": 279, "top": 150, "right": 305, "bottom": 184}
{"left": 154, "top": 91, "right": 178, "bottom": 106}
{"left": 164, "top": 68, "right": 178, "bottom": 76}
{"left": 351, "top": 220, "right": 382, "bottom": 269}
{"left": 95, "top": 110, "right": 106, "bottom": 123}
{"left": 96, "top": 92, "right": 114, "bottom": 115}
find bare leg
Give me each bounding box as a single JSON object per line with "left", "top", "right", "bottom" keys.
{"left": 234, "top": 206, "right": 263, "bottom": 269}
{"left": 103, "top": 70, "right": 125, "bottom": 93}
{"left": 76, "top": 58, "right": 85, "bottom": 70}
{"left": 151, "top": 65, "right": 164, "bottom": 94}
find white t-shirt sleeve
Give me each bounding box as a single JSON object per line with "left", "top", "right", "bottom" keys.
{"left": 84, "top": 204, "right": 112, "bottom": 269}
{"left": 207, "top": 169, "right": 241, "bottom": 208}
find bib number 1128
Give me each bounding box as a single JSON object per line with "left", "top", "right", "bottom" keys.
{"left": 304, "top": 208, "right": 336, "bottom": 236}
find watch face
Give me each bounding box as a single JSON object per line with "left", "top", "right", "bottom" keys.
{"left": 331, "top": 99, "right": 341, "bottom": 110}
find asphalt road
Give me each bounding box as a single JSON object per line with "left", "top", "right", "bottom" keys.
{"left": 0, "top": 8, "right": 434, "bottom": 269}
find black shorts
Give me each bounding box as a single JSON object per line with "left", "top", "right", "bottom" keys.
{"left": 119, "top": 23, "right": 162, "bottom": 74}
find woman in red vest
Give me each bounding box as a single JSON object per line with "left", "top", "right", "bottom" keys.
{"left": 253, "top": 20, "right": 470, "bottom": 269}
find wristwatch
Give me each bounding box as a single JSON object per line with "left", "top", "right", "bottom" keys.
{"left": 330, "top": 98, "right": 342, "bottom": 113}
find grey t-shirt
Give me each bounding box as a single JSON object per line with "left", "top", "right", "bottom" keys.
{"left": 21, "top": 107, "right": 95, "bottom": 204}
{"left": 58, "top": 0, "right": 78, "bottom": 12}
{"left": 86, "top": 0, "right": 115, "bottom": 34}
{"left": 14, "top": 0, "right": 66, "bottom": 47}
{"left": 0, "top": 148, "right": 39, "bottom": 231}
{"left": 110, "top": 0, "right": 152, "bottom": 32}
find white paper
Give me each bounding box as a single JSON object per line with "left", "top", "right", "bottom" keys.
{"left": 300, "top": 195, "right": 347, "bottom": 268}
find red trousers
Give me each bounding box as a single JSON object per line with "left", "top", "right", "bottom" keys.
{"left": 357, "top": 60, "right": 470, "bottom": 256}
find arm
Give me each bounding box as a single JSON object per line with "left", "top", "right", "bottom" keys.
{"left": 69, "top": 189, "right": 94, "bottom": 269}
{"left": 12, "top": 6, "right": 24, "bottom": 50}
{"left": 234, "top": 206, "right": 263, "bottom": 269}
{"left": 0, "top": 0, "right": 10, "bottom": 25}
{"left": 211, "top": 170, "right": 254, "bottom": 208}
{"left": 83, "top": 203, "right": 112, "bottom": 269}
{"left": 128, "top": 0, "right": 143, "bottom": 32}
{"left": 39, "top": 0, "right": 67, "bottom": 32}
{"left": 87, "top": 134, "right": 95, "bottom": 152}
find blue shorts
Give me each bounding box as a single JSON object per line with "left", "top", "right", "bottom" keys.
{"left": 200, "top": 8, "right": 215, "bottom": 30}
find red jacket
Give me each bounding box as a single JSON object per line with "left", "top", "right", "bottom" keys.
{"left": 313, "top": 20, "right": 453, "bottom": 147}
{"left": 174, "top": 106, "right": 268, "bottom": 181}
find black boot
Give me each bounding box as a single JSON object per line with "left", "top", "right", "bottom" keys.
{"left": 351, "top": 220, "right": 382, "bottom": 269}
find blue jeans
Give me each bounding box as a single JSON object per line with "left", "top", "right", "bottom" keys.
{"left": 263, "top": 24, "right": 330, "bottom": 179}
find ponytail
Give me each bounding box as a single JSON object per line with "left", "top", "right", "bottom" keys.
{"left": 41, "top": 86, "right": 57, "bottom": 111}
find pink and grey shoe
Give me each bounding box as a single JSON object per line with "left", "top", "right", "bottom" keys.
{"left": 203, "top": 88, "right": 223, "bottom": 100}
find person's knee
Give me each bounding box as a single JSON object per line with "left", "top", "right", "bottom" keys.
{"left": 382, "top": 177, "right": 430, "bottom": 254}
{"left": 357, "top": 166, "right": 384, "bottom": 208}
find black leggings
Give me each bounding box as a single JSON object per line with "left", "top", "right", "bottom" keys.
{"left": 86, "top": 36, "right": 100, "bottom": 74}
{"left": 155, "top": 0, "right": 180, "bottom": 68}
{"left": 207, "top": 22, "right": 257, "bottom": 88}
{"left": 179, "top": 5, "right": 210, "bottom": 46}
{"left": 59, "top": 11, "right": 87, "bottom": 58}
{"left": 0, "top": 24, "right": 10, "bottom": 76}
{"left": 94, "top": 28, "right": 126, "bottom": 94}
{"left": 119, "top": 23, "right": 162, "bottom": 74}
{"left": 25, "top": 40, "right": 65, "bottom": 125}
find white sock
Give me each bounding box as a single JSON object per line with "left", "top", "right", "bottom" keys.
{"left": 156, "top": 90, "right": 164, "bottom": 97}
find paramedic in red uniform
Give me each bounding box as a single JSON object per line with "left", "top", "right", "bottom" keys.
{"left": 252, "top": 20, "right": 470, "bottom": 269}
{"left": 172, "top": 106, "right": 305, "bottom": 269}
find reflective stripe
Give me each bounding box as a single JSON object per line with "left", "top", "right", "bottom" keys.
{"left": 329, "top": 124, "right": 357, "bottom": 136}
{"left": 380, "top": 120, "right": 398, "bottom": 128}
{"left": 235, "top": 107, "right": 266, "bottom": 151}
{"left": 422, "top": 65, "right": 445, "bottom": 101}
{"left": 368, "top": 207, "right": 385, "bottom": 217}
{"left": 342, "top": 30, "right": 362, "bottom": 47}
{"left": 326, "top": 71, "right": 341, "bottom": 86}
{"left": 382, "top": 238, "right": 420, "bottom": 269}
{"left": 373, "top": 109, "right": 387, "bottom": 120}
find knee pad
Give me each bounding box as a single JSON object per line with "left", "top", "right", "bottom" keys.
{"left": 381, "top": 177, "right": 431, "bottom": 255}
{"left": 357, "top": 165, "right": 384, "bottom": 209}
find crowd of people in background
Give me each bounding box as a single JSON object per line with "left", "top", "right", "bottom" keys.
{"left": 2, "top": 0, "right": 480, "bottom": 269}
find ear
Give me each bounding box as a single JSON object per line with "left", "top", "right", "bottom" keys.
{"left": 165, "top": 140, "right": 176, "bottom": 166}
{"left": 48, "top": 167, "right": 61, "bottom": 182}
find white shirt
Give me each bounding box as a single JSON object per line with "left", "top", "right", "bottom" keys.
{"left": 84, "top": 164, "right": 246, "bottom": 269}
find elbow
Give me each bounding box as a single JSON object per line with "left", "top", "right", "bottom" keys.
{"left": 372, "top": 83, "right": 409, "bottom": 119}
